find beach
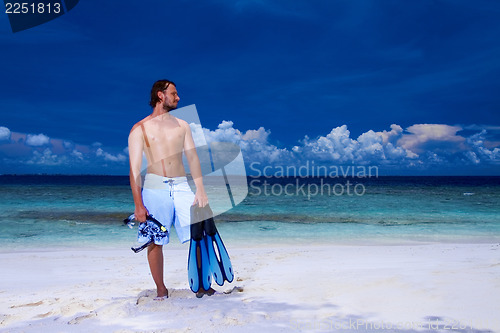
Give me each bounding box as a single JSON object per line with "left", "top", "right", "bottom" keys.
{"left": 1, "top": 241, "right": 499, "bottom": 332}
{"left": 1, "top": 175, "right": 499, "bottom": 332}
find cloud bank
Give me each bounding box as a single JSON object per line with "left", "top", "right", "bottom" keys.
{"left": 202, "top": 121, "right": 500, "bottom": 175}
{"left": 1, "top": 121, "right": 499, "bottom": 175}
{"left": 0, "top": 127, "right": 127, "bottom": 174}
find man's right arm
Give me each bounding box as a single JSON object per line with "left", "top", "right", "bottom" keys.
{"left": 129, "top": 124, "right": 148, "bottom": 222}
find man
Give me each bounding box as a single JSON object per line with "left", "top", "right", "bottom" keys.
{"left": 128, "top": 79, "right": 209, "bottom": 299}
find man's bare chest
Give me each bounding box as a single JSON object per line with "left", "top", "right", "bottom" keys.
{"left": 144, "top": 123, "right": 185, "bottom": 150}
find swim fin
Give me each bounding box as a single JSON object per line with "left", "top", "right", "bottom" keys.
{"left": 204, "top": 217, "right": 234, "bottom": 285}
{"left": 187, "top": 217, "right": 212, "bottom": 293}
{"left": 189, "top": 204, "right": 234, "bottom": 288}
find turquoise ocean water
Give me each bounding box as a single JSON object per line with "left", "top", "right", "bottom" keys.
{"left": 0, "top": 175, "right": 499, "bottom": 250}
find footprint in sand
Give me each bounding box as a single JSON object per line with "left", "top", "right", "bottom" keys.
{"left": 223, "top": 286, "right": 244, "bottom": 294}
{"left": 136, "top": 289, "right": 157, "bottom": 304}
{"left": 136, "top": 288, "right": 195, "bottom": 304}
{"left": 67, "top": 311, "right": 97, "bottom": 325}
{"left": 135, "top": 287, "right": 243, "bottom": 304}
{"left": 10, "top": 300, "right": 43, "bottom": 308}
{"left": 36, "top": 311, "right": 53, "bottom": 318}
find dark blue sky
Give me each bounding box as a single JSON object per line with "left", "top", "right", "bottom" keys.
{"left": 1, "top": 0, "right": 499, "bottom": 175}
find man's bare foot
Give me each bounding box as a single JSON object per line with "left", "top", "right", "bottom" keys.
{"left": 196, "top": 287, "right": 215, "bottom": 298}
{"left": 156, "top": 288, "right": 168, "bottom": 299}
{"left": 153, "top": 295, "right": 168, "bottom": 301}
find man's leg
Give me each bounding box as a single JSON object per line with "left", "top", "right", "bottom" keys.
{"left": 147, "top": 243, "right": 168, "bottom": 298}
{"left": 141, "top": 185, "right": 173, "bottom": 298}
{"left": 172, "top": 180, "right": 215, "bottom": 297}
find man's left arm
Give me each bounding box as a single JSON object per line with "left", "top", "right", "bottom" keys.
{"left": 183, "top": 121, "right": 208, "bottom": 207}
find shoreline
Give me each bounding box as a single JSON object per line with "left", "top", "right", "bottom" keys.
{"left": 1, "top": 230, "right": 500, "bottom": 254}
{"left": 1, "top": 242, "right": 499, "bottom": 332}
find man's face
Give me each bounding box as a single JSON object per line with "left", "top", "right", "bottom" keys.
{"left": 160, "top": 85, "right": 180, "bottom": 111}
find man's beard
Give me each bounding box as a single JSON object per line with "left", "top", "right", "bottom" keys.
{"left": 162, "top": 101, "right": 177, "bottom": 112}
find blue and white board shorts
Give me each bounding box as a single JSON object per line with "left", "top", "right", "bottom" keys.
{"left": 138, "top": 174, "right": 195, "bottom": 245}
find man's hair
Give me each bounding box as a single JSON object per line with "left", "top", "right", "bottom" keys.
{"left": 149, "top": 79, "right": 176, "bottom": 107}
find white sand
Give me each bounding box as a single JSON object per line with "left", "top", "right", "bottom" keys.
{"left": 1, "top": 242, "right": 499, "bottom": 332}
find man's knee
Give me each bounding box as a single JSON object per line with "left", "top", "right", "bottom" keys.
{"left": 147, "top": 243, "right": 163, "bottom": 253}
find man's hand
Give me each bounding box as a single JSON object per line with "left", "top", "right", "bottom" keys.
{"left": 134, "top": 205, "right": 149, "bottom": 223}
{"left": 193, "top": 189, "right": 208, "bottom": 207}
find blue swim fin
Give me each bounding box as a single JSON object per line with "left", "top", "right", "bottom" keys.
{"left": 205, "top": 231, "right": 234, "bottom": 285}
{"left": 202, "top": 211, "right": 234, "bottom": 285}
{"left": 187, "top": 238, "right": 211, "bottom": 292}
{"left": 189, "top": 204, "right": 234, "bottom": 292}
{"left": 188, "top": 238, "right": 200, "bottom": 292}
{"left": 188, "top": 218, "right": 212, "bottom": 293}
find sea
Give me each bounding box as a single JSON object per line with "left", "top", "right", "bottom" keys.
{"left": 0, "top": 175, "right": 499, "bottom": 251}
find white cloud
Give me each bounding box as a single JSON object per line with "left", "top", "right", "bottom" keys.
{"left": 71, "top": 149, "right": 83, "bottom": 160}
{"left": 200, "top": 121, "right": 500, "bottom": 172}
{"left": 0, "top": 126, "right": 11, "bottom": 141}
{"left": 203, "top": 121, "right": 242, "bottom": 144}
{"left": 293, "top": 125, "right": 411, "bottom": 164}
{"left": 96, "top": 147, "right": 126, "bottom": 162}
{"left": 27, "top": 148, "right": 63, "bottom": 166}
{"left": 466, "top": 130, "right": 500, "bottom": 162}
{"left": 25, "top": 133, "right": 50, "bottom": 146}
{"left": 241, "top": 127, "right": 270, "bottom": 143}
{"left": 105, "top": 153, "right": 127, "bottom": 162}
{"left": 0, "top": 128, "right": 131, "bottom": 173}
{"left": 464, "top": 124, "right": 500, "bottom": 131}
{"left": 465, "top": 151, "right": 480, "bottom": 164}
{"left": 63, "top": 140, "right": 74, "bottom": 149}
{"left": 398, "top": 124, "right": 466, "bottom": 154}
{"left": 376, "top": 124, "right": 403, "bottom": 145}
{"left": 203, "top": 120, "right": 292, "bottom": 164}
{"left": 189, "top": 122, "right": 208, "bottom": 146}
{"left": 357, "top": 130, "right": 385, "bottom": 161}
{"left": 295, "top": 125, "right": 357, "bottom": 162}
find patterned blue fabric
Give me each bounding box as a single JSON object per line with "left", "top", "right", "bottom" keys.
{"left": 137, "top": 219, "right": 168, "bottom": 245}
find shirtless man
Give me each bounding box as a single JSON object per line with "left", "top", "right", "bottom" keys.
{"left": 128, "top": 79, "right": 208, "bottom": 299}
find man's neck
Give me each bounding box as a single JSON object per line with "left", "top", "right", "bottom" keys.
{"left": 151, "top": 105, "right": 173, "bottom": 119}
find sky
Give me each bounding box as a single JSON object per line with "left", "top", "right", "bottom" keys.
{"left": 1, "top": 0, "right": 499, "bottom": 175}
